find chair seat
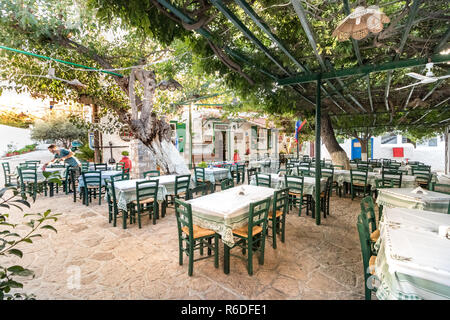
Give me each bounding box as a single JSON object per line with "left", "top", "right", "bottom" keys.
{"left": 352, "top": 182, "right": 366, "bottom": 187}
{"left": 370, "top": 229, "right": 380, "bottom": 242}
{"left": 132, "top": 197, "right": 155, "bottom": 204}
{"left": 182, "top": 225, "right": 215, "bottom": 239}
{"left": 232, "top": 225, "right": 263, "bottom": 238}
{"left": 268, "top": 210, "right": 283, "bottom": 218}
{"left": 288, "top": 191, "right": 302, "bottom": 197}
{"left": 6, "top": 173, "right": 16, "bottom": 177}
{"left": 369, "top": 255, "right": 376, "bottom": 275}
{"left": 86, "top": 185, "right": 100, "bottom": 189}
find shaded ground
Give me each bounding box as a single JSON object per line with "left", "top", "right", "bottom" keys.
{"left": 2, "top": 187, "right": 369, "bottom": 300}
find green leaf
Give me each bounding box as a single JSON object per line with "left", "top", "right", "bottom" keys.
{"left": 41, "top": 225, "right": 57, "bottom": 233}
{"left": 7, "top": 249, "right": 23, "bottom": 258}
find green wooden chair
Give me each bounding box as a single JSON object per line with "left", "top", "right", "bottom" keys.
{"left": 412, "top": 168, "right": 431, "bottom": 188}
{"left": 381, "top": 168, "right": 403, "bottom": 188}
{"left": 268, "top": 188, "right": 289, "bottom": 249}
{"left": 350, "top": 169, "right": 369, "bottom": 200}
{"left": 236, "top": 164, "right": 246, "bottom": 184}
{"left": 17, "top": 167, "right": 40, "bottom": 200}
{"left": 284, "top": 175, "right": 308, "bottom": 216}
{"left": 105, "top": 178, "right": 133, "bottom": 229}
{"left": 255, "top": 173, "right": 271, "bottom": 188}
{"left": 174, "top": 199, "right": 219, "bottom": 276}
{"left": 356, "top": 216, "right": 377, "bottom": 300}
{"left": 166, "top": 174, "right": 191, "bottom": 208}
{"left": 94, "top": 163, "right": 107, "bottom": 171}
{"left": 247, "top": 167, "right": 259, "bottom": 185}
{"left": 221, "top": 178, "right": 234, "bottom": 190}
{"left": 132, "top": 180, "right": 159, "bottom": 227}
{"left": 226, "top": 197, "right": 271, "bottom": 275}
{"left": 19, "top": 162, "right": 37, "bottom": 170}
{"left": 143, "top": 170, "right": 160, "bottom": 179}
{"left": 360, "top": 196, "right": 380, "bottom": 251}
{"left": 80, "top": 161, "right": 89, "bottom": 173}
{"left": 2, "top": 162, "right": 17, "bottom": 187}
{"left": 319, "top": 176, "right": 333, "bottom": 218}
{"left": 428, "top": 182, "right": 450, "bottom": 195}
{"left": 81, "top": 171, "right": 103, "bottom": 206}
{"left": 115, "top": 162, "right": 125, "bottom": 171}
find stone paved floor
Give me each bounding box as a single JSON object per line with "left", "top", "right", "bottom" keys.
{"left": 2, "top": 188, "right": 370, "bottom": 300}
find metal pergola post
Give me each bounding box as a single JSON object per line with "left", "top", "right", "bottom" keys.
{"left": 315, "top": 77, "right": 322, "bottom": 226}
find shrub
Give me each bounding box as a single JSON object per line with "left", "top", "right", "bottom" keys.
{"left": 0, "top": 177, "right": 61, "bottom": 299}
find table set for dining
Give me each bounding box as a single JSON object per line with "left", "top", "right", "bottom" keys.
{"left": 374, "top": 207, "right": 450, "bottom": 300}
{"left": 249, "top": 173, "right": 327, "bottom": 196}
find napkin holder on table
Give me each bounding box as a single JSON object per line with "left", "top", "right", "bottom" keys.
{"left": 438, "top": 226, "right": 450, "bottom": 239}
{"left": 411, "top": 186, "right": 427, "bottom": 195}
{"left": 238, "top": 186, "right": 246, "bottom": 196}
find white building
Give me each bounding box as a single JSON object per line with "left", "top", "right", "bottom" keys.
{"left": 319, "top": 133, "right": 446, "bottom": 172}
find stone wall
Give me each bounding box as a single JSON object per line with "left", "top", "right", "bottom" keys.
{"left": 129, "top": 139, "right": 156, "bottom": 179}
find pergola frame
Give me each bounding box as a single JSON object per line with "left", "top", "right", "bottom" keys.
{"left": 153, "top": 0, "right": 450, "bottom": 225}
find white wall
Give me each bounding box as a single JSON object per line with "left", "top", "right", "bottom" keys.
{"left": 0, "top": 125, "right": 35, "bottom": 156}
{"left": 320, "top": 134, "right": 445, "bottom": 172}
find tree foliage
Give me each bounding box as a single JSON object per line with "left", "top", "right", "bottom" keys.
{"left": 31, "top": 114, "right": 87, "bottom": 148}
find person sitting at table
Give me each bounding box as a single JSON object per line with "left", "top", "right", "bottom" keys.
{"left": 43, "top": 144, "right": 81, "bottom": 170}
{"left": 119, "top": 151, "right": 132, "bottom": 172}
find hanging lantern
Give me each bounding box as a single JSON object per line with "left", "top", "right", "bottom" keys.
{"left": 332, "top": 6, "right": 390, "bottom": 41}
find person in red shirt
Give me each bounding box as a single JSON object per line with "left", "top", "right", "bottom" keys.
{"left": 119, "top": 151, "right": 132, "bottom": 172}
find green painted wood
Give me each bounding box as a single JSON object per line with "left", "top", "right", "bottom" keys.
{"left": 315, "top": 77, "right": 321, "bottom": 226}
{"left": 278, "top": 54, "right": 450, "bottom": 85}
{"left": 384, "top": 0, "right": 422, "bottom": 110}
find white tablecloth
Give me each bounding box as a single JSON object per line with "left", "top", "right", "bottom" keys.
{"left": 376, "top": 188, "right": 450, "bottom": 213}
{"left": 375, "top": 207, "right": 450, "bottom": 300}
{"left": 187, "top": 185, "right": 275, "bottom": 246}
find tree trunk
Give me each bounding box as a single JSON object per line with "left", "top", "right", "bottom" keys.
{"left": 321, "top": 113, "right": 350, "bottom": 169}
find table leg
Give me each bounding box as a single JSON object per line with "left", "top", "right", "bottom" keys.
{"left": 49, "top": 182, "right": 54, "bottom": 197}
{"left": 224, "top": 244, "right": 230, "bottom": 274}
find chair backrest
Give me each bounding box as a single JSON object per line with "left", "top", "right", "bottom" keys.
{"left": 81, "top": 161, "right": 89, "bottom": 172}
{"left": 350, "top": 169, "right": 368, "bottom": 185}
{"left": 382, "top": 169, "right": 402, "bottom": 188}
{"left": 110, "top": 173, "right": 127, "bottom": 183}
{"left": 247, "top": 168, "right": 258, "bottom": 184}
{"left": 143, "top": 170, "right": 160, "bottom": 179}
{"left": 94, "top": 163, "right": 107, "bottom": 171}
{"left": 429, "top": 182, "right": 450, "bottom": 195}
{"left": 321, "top": 167, "right": 334, "bottom": 179}
{"left": 25, "top": 160, "right": 41, "bottom": 165}
{"left": 221, "top": 178, "right": 234, "bottom": 190}
{"left": 104, "top": 178, "right": 118, "bottom": 207}
{"left": 19, "top": 162, "right": 37, "bottom": 169}
{"left": 135, "top": 179, "right": 159, "bottom": 204}
{"left": 18, "top": 167, "right": 37, "bottom": 184}
{"left": 174, "top": 198, "right": 194, "bottom": 242}
{"left": 175, "top": 174, "right": 191, "bottom": 195}
{"left": 272, "top": 188, "right": 289, "bottom": 218}
{"left": 412, "top": 168, "right": 431, "bottom": 184}
{"left": 356, "top": 218, "right": 372, "bottom": 278}
{"left": 284, "top": 175, "right": 304, "bottom": 195}
{"left": 194, "top": 167, "right": 206, "bottom": 184}
{"left": 360, "top": 196, "right": 377, "bottom": 233}
{"left": 248, "top": 197, "right": 271, "bottom": 235}
{"left": 82, "top": 171, "right": 102, "bottom": 187}
{"left": 414, "top": 165, "right": 431, "bottom": 172}
{"left": 2, "top": 162, "right": 10, "bottom": 174}
{"left": 332, "top": 164, "right": 344, "bottom": 170}
{"left": 255, "top": 173, "right": 271, "bottom": 188}
{"left": 115, "top": 162, "right": 125, "bottom": 171}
